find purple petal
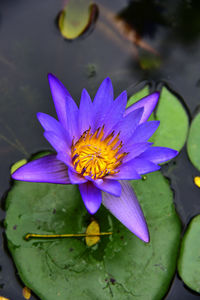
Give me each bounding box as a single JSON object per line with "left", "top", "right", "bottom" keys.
{"left": 102, "top": 181, "right": 149, "bottom": 242}
{"left": 94, "top": 179, "right": 121, "bottom": 197}
{"left": 65, "top": 95, "right": 79, "bottom": 141}
{"left": 103, "top": 91, "right": 127, "bottom": 135}
{"left": 124, "top": 92, "right": 160, "bottom": 124}
{"left": 130, "top": 120, "right": 160, "bottom": 143}
{"left": 114, "top": 108, "right": 144, "bottom": 143}
{"left": 79, "top": 182, "right": 102, "bottom": 214}
{"left": 122, "top": 142, "right": 152, "bottom": 163}
{"left": 93, "top": 77, "right": 114, "bottom": 129}
{"left": 48, "top": 73, "right": 72, "bottom": 128}
{"left": 130, "top": 158, "right": 160, "bottom": 175}
{"left": 44, "top": 131, "right": 70, "bottom": 155}
{"left": 78, "top": 89, "right": 94, "bottom": 133}
{"left": 107, "top": 163, "right": 141, "bottom": 180}
{"left": 138, "top": 147, "right": 178, "bottom": 164}
{"left": 93, "top": 77, "right": 114, "bottom": 110}
{"left": 48, "top": 74, "right": 79, "bottom": 140}
{"left": 68, "top": 169, "right": 87, "bottom": 184}
{"left": 12, "top": 154, "right": 70, "bottom": 184}
{"left": 37, "top": 112, "right": 72, "bottom": 146}
{"left": 56, "top": 152, "right": 74, "bottom": 170}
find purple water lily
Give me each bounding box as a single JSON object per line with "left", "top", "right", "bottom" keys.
{"left": 12, "top": 74, "right": 178, "bottom": 243}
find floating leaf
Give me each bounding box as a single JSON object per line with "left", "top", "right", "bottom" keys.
{"left": 150, "top": 87, "right": 189, "bottom": 151}
{"left": 178, "top": 215, "right": 200, "bottom": 293}
{"left": 58, "top": 0, "right": 97, "bottom": 40}
{"left": 5, "top": 161, "right": 181, "bottom": 300}
{"left": 85, "top": 220, "right": 100, "bottom": 247}
{"left": 187, "top": 112, "right": 200, "bottom": 171}
{"left": 127, "top": 86, "right": 189, "bottom": 152}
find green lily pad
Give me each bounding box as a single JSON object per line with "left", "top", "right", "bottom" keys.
{"left": 5, "top": 163, "right": 181, "bottom": 300}
{"left": 58, "top": 0, "right": 96, "bottom": 40}
{"left": 127, "top": 86, "right": 189, "bottom": 152}
{"left": 151, "top": 87, "right": 189, "bottom": 150}
{"left": 178, "top": 215, "right": 200, "bottom": 293}
{"left": 187, "top": 112, "right": 200, "bottom": 171}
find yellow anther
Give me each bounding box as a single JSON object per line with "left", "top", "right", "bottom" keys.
{"left": 71, "top": 127, "right": 127, "bottom": 179}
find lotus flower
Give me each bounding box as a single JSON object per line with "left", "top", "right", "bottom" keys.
{"left": 12, "top": 74, "right": 178, "bottom": 243}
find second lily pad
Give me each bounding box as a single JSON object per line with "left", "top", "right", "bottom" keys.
{"left": 151, "top": 87, "right": 189, "bottom": 151}
{"left": 5, "top": 167, "right": 181, "bottom": 300}
{"left": 178, "top": 215, "right": 200, "bottom": 293}
{"left": 187, "top": 112, "right": 200, "bottom": 171}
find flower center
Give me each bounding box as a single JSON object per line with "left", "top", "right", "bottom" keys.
{"left": 71, "top": 127, "right": 127, "bottom": 179}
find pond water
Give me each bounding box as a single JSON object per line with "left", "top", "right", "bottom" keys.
{"left": 0, "top": 0, "right": 200, "bottom": 299}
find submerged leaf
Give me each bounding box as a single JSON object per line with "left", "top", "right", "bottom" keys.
{"left": 58, "top": 0, "right": 97, "bottom": 40}
{"left": 178, "top": 215, "right": 200, "bottom": 293}
{"left": 139, "top": 51, "right": 161, "bottom": 70}
{"left": 5, "top": 161, "right": 181, "bottom": 300}
{"left": 187, "top": 112, "right": 200, "bottom": 171}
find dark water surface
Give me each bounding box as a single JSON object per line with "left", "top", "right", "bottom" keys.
{"left": 0, "top": 0, "right": 200, "bottom": 299}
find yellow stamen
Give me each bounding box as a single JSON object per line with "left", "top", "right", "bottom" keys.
{"left": 71, "top": 126, "right": 127, "bottom": 179}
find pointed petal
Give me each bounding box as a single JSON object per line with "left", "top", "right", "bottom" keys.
{"left": 68, "top": 169, "right": 87, "bottom": 184}
{"left": 130, "top": 120, "right": 160, "bottom": 143}
{"left": 102, "top": 181, "right": 149, "bottom": 242}
{"left": 130, "top": 158, "right": 160, "bottom": 175}
{"left": 48, "top": 74, "right": 79, "bottom": 140}
{"left": 114, "top": 108, "right": 144, "bottom": 143}
{"left": 94, "top": 179, "right": 121, "bottom": 197}
{"left": 79, "top": 182, "right": 102, "bottom": 214}
{"left": 122, "top": 142, "right": 152, "bottom": 163}
{"left": 93, "top": 77, "right": 114, "bottom": 129}
{"left": 44, "top": 131, "right": 70, "bottom": 154}
{"left": 93, "top": 77, "right": 114, "bottom": 110}
{"left": 78, "top": 89, "right": 94, "bottom": 133}
{"left": 124, "top": 92, "right": 160, "bottom": 124}
{"left": 138, "top": 147, "right": 178, "bottom": 164}
{"left": 48, "top": 73, "right": 71, "bottom": 128}
{"left": 65, "top": 95, "right": 79, "bottom": 140}
{"left": 103, "top": 91, "right": 127, "bottom": 135}
{"left": 12, "top": 154, "right": 70, "bottom": 184}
